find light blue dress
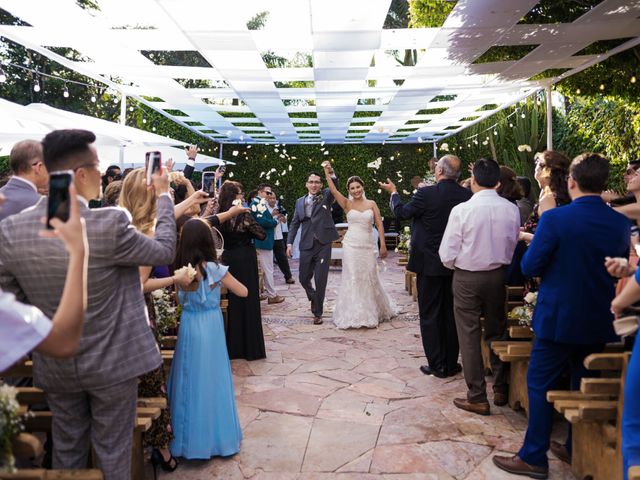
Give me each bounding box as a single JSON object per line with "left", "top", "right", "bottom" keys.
{"left": 168, "top": 262, "right": 242, "bottom": 459}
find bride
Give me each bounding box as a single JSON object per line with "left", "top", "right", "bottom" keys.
{"left": 322, "top": 162, "right": 397, "bottom": 329}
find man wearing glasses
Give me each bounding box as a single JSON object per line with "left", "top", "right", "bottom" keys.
{"left": 0, "top": 139, "right": 49, "bottom": 221}
{"left": 253, "top": 184, "right": 285, "bottom": 305}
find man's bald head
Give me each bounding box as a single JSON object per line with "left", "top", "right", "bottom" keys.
{"left": 437, "top": 155, "right": 462, "bottom": 180}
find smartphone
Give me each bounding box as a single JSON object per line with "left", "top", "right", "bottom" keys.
{"left": 47, "top": 171, "right": 73, "bottom": 229}
{"left": 202, "top": 171, "right": 216, "bottom": 198}
{"left": 145, "top": 151, "right": 162, "bottom": 185}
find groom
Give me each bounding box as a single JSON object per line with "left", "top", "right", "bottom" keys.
{"left": 287, "top": 169, "right": 339, "bottom": 324}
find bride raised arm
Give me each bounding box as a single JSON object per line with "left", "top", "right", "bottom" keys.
{"left": 322, "top": 161, "right": 349, "bottom": 211}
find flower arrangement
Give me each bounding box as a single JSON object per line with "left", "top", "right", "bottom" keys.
{"left": 152, "top": 288, "right": 181, "bottom": 340}
{"left": 396, "top": 226, "right": 411, "bottom": 254}
{"left": 0, "top": 384, "right": 24, "bottom": 473}
{"left": 251, "top": 198, "right": 268, "bottom": 217}
{"left": 508, "top": 291, "right": 537, "bottom": 328}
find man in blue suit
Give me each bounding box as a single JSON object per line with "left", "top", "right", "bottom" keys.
{"left": 0, "top": 140, "right": 48, "bottom": 222}
{"left": 494, "top": 153, "right": 630, "bottom": 479}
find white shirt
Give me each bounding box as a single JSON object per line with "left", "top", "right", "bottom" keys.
{"left": 268, "top": 204, "right": 283, "bottom": 240}
{"left": 439, "top": 189, "right": 520, "bottom": 271}
{"left": 11, "top": 175, "right": 38, "bottom": 193}
{"left": 0, "top": 290, "right": 52, "bottom": 371}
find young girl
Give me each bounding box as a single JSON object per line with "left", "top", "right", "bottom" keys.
{"left": 168, "top": 218, "right": 248, "bottom": 459}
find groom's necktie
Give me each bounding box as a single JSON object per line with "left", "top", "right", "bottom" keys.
{"left": 305, "top": 194, "right": 315, "bottom": 218}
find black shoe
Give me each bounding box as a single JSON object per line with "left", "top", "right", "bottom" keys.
{"left": 151, "top": 448, "right": 178, "bottom": 478}
{"left": 285, "top": 278, "right": 295, "bottom": 284}
{"left": 419, "top": 365, "right": 447, "bottom": 378}
{"left": 446, "top": 363, "right": 462, "bottom": 377}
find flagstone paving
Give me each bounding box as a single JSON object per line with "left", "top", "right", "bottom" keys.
{"left": 159, "top": 253, "right": 575, "bottom": 479}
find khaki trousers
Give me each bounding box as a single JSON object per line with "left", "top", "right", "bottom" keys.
{"left": 452, "top": 267, "right": 508, "bottom": 403}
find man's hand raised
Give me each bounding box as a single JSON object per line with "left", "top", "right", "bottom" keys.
{"left": 378, "top": 178, "right": 397, "bottom": 195}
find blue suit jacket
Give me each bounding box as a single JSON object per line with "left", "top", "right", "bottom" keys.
{"left": 0, "top": 177, "right": 42, "bottom": 222}
{"left": 251, "top": 197, "right": 278, "bottom": 250}
{"left": 521, "top": 196, "right": 630, "bottom": 344}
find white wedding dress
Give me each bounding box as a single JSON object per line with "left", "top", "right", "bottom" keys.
{"left": 332, "top": 209, "right": 397, "bottom": 329}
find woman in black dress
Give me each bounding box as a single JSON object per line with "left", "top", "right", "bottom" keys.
{"left": 217, "top": 181, "right": 267, "bottom": 360}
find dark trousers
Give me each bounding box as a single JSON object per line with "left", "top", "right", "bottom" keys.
{"left": 298, "top": 239, "right": 332, "bottom": 317}
{"left": 452, "top": 267, "right": 508, "bottom": 403}
{"left": 417, "top": 274, "right": 459, "bottom": 374}
{"left": 519, "top": 338, "right": 604, "bottom": 468}
{"left": 273, "top": 239, "right": 292, "bottom": 280}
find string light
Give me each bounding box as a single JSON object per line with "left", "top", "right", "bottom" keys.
{"left": 63, "top": 84, "right": 69, "bottom": 98}
{"left": 632, "top": 76, "right": 637, "bottom": 84}
{"left": 0, "top": 68, "right": 6, "bottom": 83}
{"left": 599, "top": 83, "right": 605, "bottom": 91}
{"left": 90, "top": 94, "right": 97, "bottom": 103}
{"left": 33, "top": 79, "right": 40, "bottom": 92}
{"left": 576, "top": 88, "right": 581, "bottom": 94}
{"left": 521, "top": 112, "right": 526, "bottom": 118}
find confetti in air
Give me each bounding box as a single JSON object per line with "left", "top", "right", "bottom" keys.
{"left": 232, "top": 150, "right": 238, "bottom": 156}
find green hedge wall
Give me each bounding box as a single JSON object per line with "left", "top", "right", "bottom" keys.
{"left": 214, "top": 143, "right": 433, "bottom": 217}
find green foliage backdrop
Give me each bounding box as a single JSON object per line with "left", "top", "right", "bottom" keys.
{"left": 216, "top": 144, "right": 433, "bottom": 217}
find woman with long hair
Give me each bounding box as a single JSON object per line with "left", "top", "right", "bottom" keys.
{"left": 168, "top": 218, "right": 247, "bottom": 459}
{"left": 534, "top": 150, "right": 571, "bottom": 215}
{"left": 322, "top": 163, "right": 396, "bottom": 329}
{"left": 217, "top": 180, "right": 268, "bottom": 360}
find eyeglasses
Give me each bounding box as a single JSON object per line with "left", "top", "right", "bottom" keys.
{"left": 307, "top": 180, "right": 322, "bottom": 185}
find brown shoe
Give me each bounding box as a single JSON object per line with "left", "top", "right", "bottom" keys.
{"left": 268, "top": 295, "right": 285, "bottom": 305}
{"left": 453, "top": 398, "right": 490, "bottom": 416}
{"left": 550, "top": 440, "right": 571, "bottom": 464}
{"left": 259, "top": 294, "right": 267, "bottom": 301}
{"left": 494, "top": 392, "right": 508, "bottom": 406}
{"left": 313, "top": 316, "right": 323, "bottom": 325}
{"left": 492, "top": 455, "right": 548, "bottom": 479}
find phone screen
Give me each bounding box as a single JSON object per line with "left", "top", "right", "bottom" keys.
{"left": 202, "top": 172, "right": 216, "bottom": 198}
{"left": 145, "top": 151, "right": 162, "bottom": 185}
{"left": 47, "top": 171, "right": 73, "bottom": 229}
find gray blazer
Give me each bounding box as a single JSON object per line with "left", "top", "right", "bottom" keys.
{"left": 0, "top": 177, "right": 42, "bottom": 222}
{"left": 0, "top": 195, "right": 176, "bottom": 392}
{"left": 288, "top": 185, "right": 339, "bottom": 251}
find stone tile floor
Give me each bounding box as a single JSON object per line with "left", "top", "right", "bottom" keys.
{"left": 159, "top": 252, "right": 576, "bottom": 479}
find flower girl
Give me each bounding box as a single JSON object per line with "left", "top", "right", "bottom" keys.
{"left": 168, "top": 218, "right": 248, "bottom": 459}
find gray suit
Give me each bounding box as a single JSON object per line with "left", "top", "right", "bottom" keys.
{"left": 288, "top": 185, "right": 339, "bottom": 317}
{"left": 0, "top": 176, "right": 42, "bottom": 221}
{"left": 0, "top": 195, "right": 176, "bottom": 480}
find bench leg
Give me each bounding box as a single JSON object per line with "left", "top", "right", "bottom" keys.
{"left": 131, "top": 427, "right": 145, "bottom": 480}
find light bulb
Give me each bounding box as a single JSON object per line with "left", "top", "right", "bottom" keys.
{"left": 521, "top": 113, "right": 526, "bottom": 118}
{"left": 129, "top": 106, "right": 134, "bottom": 112}
{"left": 509, "top": 123, "right": 513, "bottom": 128}
{"left": 631, "top": 76, "right": 637, "bottom": 84}
{"left": 493, "top": 130, "right": 497, "bottom": 136}
{"left": 152, "top": 126, "right": 156, "bottom": 131}
{"left": 90, "top": 95, "right": 97, "bottom": 103}
{"left": 599, "top": 84, "right": 605, "bottom": 91}
{"left": 63, "top": 86, "right": 69, "bottom": 98}
{"left": 576, "top": 88, "right": 581, "bottom": 94}
{"left": 0, "top": 71, "right": 6, "bottom": 83}
{"left": 33, "top": 80, "right": 40, "bottom": 92}
{"left": 142, "top": 118, "right": 147, "bottom": 124}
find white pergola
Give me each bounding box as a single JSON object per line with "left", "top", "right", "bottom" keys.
{"left": 1, "top": 0, "right": 639, "bottom": 145}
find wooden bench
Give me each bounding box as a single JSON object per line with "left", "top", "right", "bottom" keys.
{"left": 0, "top": 469, "right": 104, "bottom": 479}
{"left": 548, "top": 352, "right": 630, "bottom": 480}
{"left": 13, "top": 388, "right": 164, "bottom": 480}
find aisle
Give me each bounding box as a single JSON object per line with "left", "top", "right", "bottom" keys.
{"left": 164, "top": 253, "right": 575, "bottom": 479}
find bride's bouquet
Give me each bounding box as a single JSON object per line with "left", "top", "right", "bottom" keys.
{"left": 0, "top": 384, "right": 24, "bottom": 473}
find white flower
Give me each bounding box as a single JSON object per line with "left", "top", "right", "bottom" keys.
{"left": 524, "top": 292, "right": 538, "bottom": 305}
{"left": 288, "top": 165, "right": 293, "bottom": 171}
{"left": 367, "top": 159, "right": 382, "bottom": 169}
{"left": 440, "top": 143, "right": 449, "bottom": 151}
{"left": 404, "top": 226, "right": 410, "bottom": 233}
{"left": 232, "top": 199, "right": 242, "bottom": 207}
{"left": 517, "top": 144, "right": 532, "bottom": 153}
{"left": 152, "top": 289, "right": 164, "bottom": 299}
